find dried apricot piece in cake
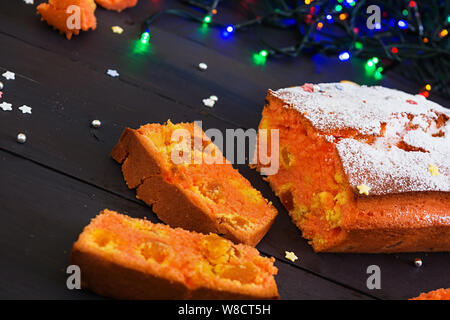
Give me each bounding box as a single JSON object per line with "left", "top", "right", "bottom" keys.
{"left": 410, "top": 288, "right": 450, "bottom": 300}
{"left": 95, "top": 0, "right": 138, "bottom": 12}
{"left": 70, "top": 210, "right": 279, "bottom": 299}
{"left": 254, "top": 82, "right": 450, "bottom": 253}
{"left": 111, "top": 121, "right": 278, "bottom": 246}
{"left": 37, "top": 0, "right": 97, "bottom": 40}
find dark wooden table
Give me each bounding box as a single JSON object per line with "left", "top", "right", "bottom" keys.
{"left": 0, "top": 0, "right": 448, "bottom": 300}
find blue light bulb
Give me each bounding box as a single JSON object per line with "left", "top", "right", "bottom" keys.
{"left": 397, "top": 20, "right": 408, "bottom": 29}
{"left": 338, "top": 51, "right": 350, "bottom": 61}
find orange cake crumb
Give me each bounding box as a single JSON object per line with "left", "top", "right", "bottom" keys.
{"left": 411, "top": 288, "right": 450, "bottom": 300}
{"left": 254, "top": 83, "right": 450, "bottom": 253}
{"left": 37, "top": 0, "right": 97, "bottom": 40}
{"left": 95, "top": 0, "right": 138, "bottom": 12}
{"left": 111, "top": 121, "right": 278, "bottom": 246}
{"left": 70, "top": 210, "right": 279, "bottom": 299}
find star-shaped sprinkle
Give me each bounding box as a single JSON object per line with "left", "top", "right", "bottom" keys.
{"left": 428, "top": 164, "right": 439, "bottom": 176}
{"left": 2, "top": 71, "right": 15, "bottom": 80}
{"left": 0, "top": 102, "right": 12, "bottom": 111}
{"left": 301, "top": 83, "right": 314, "bottom": 92}
{"left": 19, "top": 105, "right": 32, "bottom": 114}
{"left": 111, "top": 26, "right": 124, "bottom": 34}
{"left": 357, "top": 184, "right": 371, "bottom": 195}
{"left": 23, "top": 0, "right": 34, "bottom": 4}
{"left": 340, "top": 80, "right": 359, "bottom": 86}
{"left": 202, "top": 98, "right": 215, "bottom": 108}
{"left": 285, "top": 251, "right": 298, "bottom": 262}
{"left": 106, "top": 69, "right": 119, "bottom": 77}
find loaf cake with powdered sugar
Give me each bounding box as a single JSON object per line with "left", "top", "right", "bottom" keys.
{"left": 254, "top": 82, "right": 449, "bottom": 253}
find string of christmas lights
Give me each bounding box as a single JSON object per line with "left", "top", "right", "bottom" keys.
{"left": 139, "top": 0, "right": 450, "bottom": 98}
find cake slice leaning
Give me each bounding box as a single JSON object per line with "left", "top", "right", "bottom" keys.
{"left": 70, "top": 210, "right": 279, "bottom": 300}
{"left": 254, "top": 83, "right": 450, "bottom": 253}
{"left": 111, "top": 121, "right": 278, "bottom": 246}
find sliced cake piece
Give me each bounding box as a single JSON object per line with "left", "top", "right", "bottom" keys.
{"left": 411, "top": 288, "right": 450, "bottom": 300}
{"left": 70, "top": 210, "right": 279, "bottom": 300}
{"left": 95, "top": 0, "right": 138, "bottom": 12}
{"left": 37, "top": 0, "right": 97, "bottom": 40}
{"left": 254, "top": 82, "right": 450, "bottom": 253}
{"left": 111, "top": 121, "right": 278, "bottom": 246}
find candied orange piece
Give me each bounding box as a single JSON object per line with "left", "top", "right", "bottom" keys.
{"left": 37, "top": 0, "right": 97, "bottom": 40}
{"left": 95, "top": 0, "right": 138, "bottom": 12}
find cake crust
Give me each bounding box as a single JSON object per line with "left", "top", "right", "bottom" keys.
{"left": 111, "top": 123, "right": 277, "bottom": 246}
{"left": 255, "top": 83, "right": 450, "bottom": 253}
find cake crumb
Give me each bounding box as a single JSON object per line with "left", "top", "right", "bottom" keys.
{"left": 285, "top": 251, "right": 298, "bottom": 262}
{"left": 428, "top": 164, "right": 439, "bottom": 176}
{"left": 357, "top": 184, "right": 371, "bottom": 195}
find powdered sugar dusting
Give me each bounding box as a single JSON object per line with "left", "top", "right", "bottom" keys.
{"left": 337, "top": 139, "right": 449, "bottom": 195}
{"left": 271, "top": 83, "right": 450, "bottom": 195}
{"left": 271, "top": 83, "right": 448, "bottom": 135}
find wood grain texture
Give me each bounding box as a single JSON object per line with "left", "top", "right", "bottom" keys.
{"left": 0, "top": 150, "right": 372, "bottom": 300}
{"left": 0, "top": 0, "right": 448, "bottom": 300}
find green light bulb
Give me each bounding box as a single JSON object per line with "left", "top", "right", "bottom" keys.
{"left": 335, "top": 5, "right": 343, "bottom": 12}
{"left": 259, "top": 50, "right": 268, "bottom": 57}
{"left": 402, "top": 9, "right": 408, "bottom": 16}
{"left": 374, "top": 71, "right": 383, "bottom": 80}
{"left": 354, "top": 42, "right": 363, "bottom": 50}
{"left": 372, "top": 57, "right": 379, "bottom": 64}
{"left": 204, "top": 15, "right": 212, "bottom": 23}
{"left": 140, "top": 32, "right": 150, "bottom": 44}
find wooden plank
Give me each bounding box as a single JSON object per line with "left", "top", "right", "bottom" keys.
{"left": 0, "top": 1, "right": 448, "bottom": 300}
{"left": 0, "top": 150, "right": 372, "bottom": 300}
{"left": 0, "top": 29, "right": 448, "bottom": 300}
{"left": 1, "top": 0, "right": 446, "bottom": 133}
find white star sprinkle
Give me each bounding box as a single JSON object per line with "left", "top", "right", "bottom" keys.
{"left": 106, "top": 69, "right": 119, "bottom": 77}
{"left": 23, "top": 0, "right": 34, "bottom": 4}
{"left": 0, "top": 102, "right": 12, "bottom": 111}
{"left": 19, "top": 105, "right": 32, "bottom": 114}
{"left": 2, "top": 71, "right": 15, "bottom": 80}
{"left": 202, "top": 98, "right": 215, "bottom": 108}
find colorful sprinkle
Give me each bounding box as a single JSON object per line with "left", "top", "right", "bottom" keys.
{"left": 111, "top": 26, "right": 124, "bottom": 34}
{"left": 357, "top": 184, "right": 371, "bottom": 195}
{"left": 301, "top": 83, "right": 314, "bottom": 92}
{"left": 428, "top": 164, "right": 439, "bottom": 176}
{"left": 285, "top": 251, "right": 298, "bottom": 262}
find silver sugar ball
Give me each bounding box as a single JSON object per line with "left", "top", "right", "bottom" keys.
{"left": 17, "top": 133, "right": 27, "bottom": 144}
{"left": 198, "top": 62, "right": 208, "bottom": 71}
{"left": 0, "top": 81, "right": 3, "bottom": 90}
{"left": 414, "top": 258, "right": 423, "bottom": 267}
{"left": 91, "top": 119, "right": 101, "bottom": 128}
